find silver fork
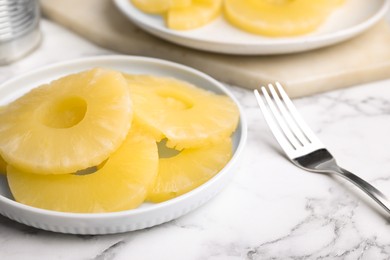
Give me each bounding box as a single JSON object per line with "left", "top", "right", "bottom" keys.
{"left": 254, "top": 82, "right": 390, "bottom": 215}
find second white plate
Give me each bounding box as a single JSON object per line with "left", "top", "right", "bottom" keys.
{"left": 114, "top": 0, "right": 389, "bottom": 55}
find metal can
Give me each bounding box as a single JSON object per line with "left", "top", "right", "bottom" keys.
{"left": 0, "top": 0, "right": 41, "bottom": 65}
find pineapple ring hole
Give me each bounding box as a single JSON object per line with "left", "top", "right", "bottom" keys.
{"left": 39, "top": 96, "right": 87, "bottom": 129}
{"left": 158, "top": 139, "right": 181, "bottom": 158}
{"left": 156, "top": 91, "right": 193, "bottom": 110}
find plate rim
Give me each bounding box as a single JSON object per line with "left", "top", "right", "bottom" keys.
{"left": 0, "top": 55, "right": 247, "bottom": 230}
{"left": 113, "top": 0, "right": 390, "bottom": 55}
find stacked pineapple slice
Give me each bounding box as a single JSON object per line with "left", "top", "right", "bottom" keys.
{"left": 0, "top": 69, "right": 132, "bottom": 174}
{"left": 148, "top": 137, "right": 232, "bottom": 202}
{"left": 124, "top": 75, "right": 238, "bottom": 149}
{"left": 131, "top": 0, "right": 344, "bottom": 36}
{"left": 124, "top": 74, "right": 237, "bottom": 202}
{"left": 7, "top": 125, "right": 159, "bottom": 213}
{"left": 224, "top": 0, "right": 345, "bottom": 36}
{"left": 132, "top": 0, "right": 223, "bottom": 30}
{"left": 166, "top": 0, "right": 223, "bottom": 30}
{"left": 0, "top": 68, "right": 239, "bottom": 213}
{"left": 132, "top": 0, "right": 192, "bottom": 14}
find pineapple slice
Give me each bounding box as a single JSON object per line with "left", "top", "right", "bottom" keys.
{"left": 131, "top": 0, "right": 192, "bottom": 14}
{"left": 171, "top": 0, "right": 192, "bottom": 8}
{"left": 224, "top": 0, "right": 344, "bottom": 36}
{"left": 7, "top": 126, "right": 159, "bottom": 213}
{"left": 147, "top": 137, "right": 232, "bottom": 202}
{"left": 167, "top": 0, "right": 222, "bottom": 30}
{"left": 0, "top": 68, "right": 132, "bottom": 174}
{"left": 125, "top": 74, "right": 239, "bottom": 150}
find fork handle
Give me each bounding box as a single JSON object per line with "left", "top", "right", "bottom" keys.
{"left": 334, "top": 167, "right": 390, "bottom": 214}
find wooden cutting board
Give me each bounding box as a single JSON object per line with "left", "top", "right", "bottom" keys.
{"left": 40, "top": 0, "right": 390, "bottom": 98}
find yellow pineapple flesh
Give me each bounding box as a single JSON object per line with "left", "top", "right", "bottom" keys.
{"left": 125, "top": 74, "right": 239, "bottom": 150}
{"left": 171, "top": 0, "right": 192, "bottom": 8}
{"left": 7, "top": 125, "right": 158, "bottom": 213}
{"left": 147, "top": 137, "right": 232, "bottom": 202}
{"left": 167, "top": 0, "right": 222, "bottom": 30}
{"left": 224, "top": 0, "right": 344, "bottom": 36}
{"left": 0, "top": 68, "right": 132, "bottom": 174}
{"left": 131, "top": 0, "right": 191, "bottom": 14}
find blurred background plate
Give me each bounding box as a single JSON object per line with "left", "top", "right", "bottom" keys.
{"left": 114, "top": 0, "right": 389, "bottom": 55}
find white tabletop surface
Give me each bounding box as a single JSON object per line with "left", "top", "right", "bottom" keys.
{"left": 1, "top": 16, "right": 390, "bottom": 260}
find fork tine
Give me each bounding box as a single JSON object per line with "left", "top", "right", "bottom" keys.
{"left": 274, "top": 82, "right": 322, "bottom": 145}
{"left": 254, "top": 89, "right": 296, "bottom": 157}
{"left": 261, "top": 86, "right": 302, "bottom": 150}
{"left": 268, "top": 83, "right": 310, "bottom": 146}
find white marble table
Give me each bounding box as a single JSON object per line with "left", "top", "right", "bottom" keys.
{"left": 1, "top": 19, "right": 390, "bottom": 260}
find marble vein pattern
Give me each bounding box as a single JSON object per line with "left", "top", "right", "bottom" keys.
{"left": 0, "top": 19, "right": 390, "bottom": 260}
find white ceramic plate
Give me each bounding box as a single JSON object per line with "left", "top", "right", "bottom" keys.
{"left": 113, "top": 0, "right": 389, "bottom": 55}
{"left": 0, "top": 55, "right": 247, "bottom": 235}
